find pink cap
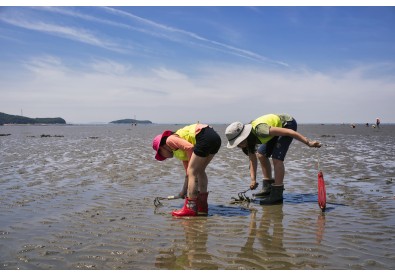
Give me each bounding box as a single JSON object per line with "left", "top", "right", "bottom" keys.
{"left": 152, "top": 130, "right": 173, "bottom": 161}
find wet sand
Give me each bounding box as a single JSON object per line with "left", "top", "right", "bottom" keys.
{"left": 0, "top": 124, "right": 394, "bottom": 269}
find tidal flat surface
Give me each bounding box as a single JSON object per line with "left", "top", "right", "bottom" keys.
{"left": 0, "top": 124, "right": 394, "bottom": 269}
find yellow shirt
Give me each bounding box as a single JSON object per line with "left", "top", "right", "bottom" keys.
{"left": 166, "top": 123, "right": 208, "bottom": 172}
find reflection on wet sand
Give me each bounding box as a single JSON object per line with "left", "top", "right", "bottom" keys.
{"left": 316, "top": 213, "right": 326, "bottom": 245}
{"left": 236, "top": 205, "right": 294, "bottom": 269}
{"left": 155, "top": 218, "right": 218, "bottom": 269}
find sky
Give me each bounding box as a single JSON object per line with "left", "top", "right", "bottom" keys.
{"left": 1, "top": 2, "right": 394, "bottom": 124}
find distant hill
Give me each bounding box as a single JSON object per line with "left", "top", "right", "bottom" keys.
{"left": 109, "top": 119, "right": 152, "bottom": 124}
{"left": 0, "top": 112, "right": 66, "bottom": 125}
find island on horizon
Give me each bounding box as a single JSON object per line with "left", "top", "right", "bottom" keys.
{"left": 0, "top": 112, "right": 66, "bottom": 125}
{"left": 109, "top": 119, "right": 152, "bottom": 125}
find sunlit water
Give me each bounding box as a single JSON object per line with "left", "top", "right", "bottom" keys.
{"left": 0, "top": 124, "right": 394, "bottom": 269}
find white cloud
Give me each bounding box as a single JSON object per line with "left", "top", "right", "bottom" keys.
{"left": 0, "top": 13, "right": 128, "bottom": 53}
{"left": 89, "top": 59, "right": 133, "bottom": 75}
{"left": 152, "top": 68, "right": 188, "bottom": 80}
{"left": 1, "top": 7, "right": 289, "bottom": 66}
{"left": 100, "top": 7, "right": 289, "bottom": 66}
{"left": 1, "top": 56, "right": 394, "bottom": 124}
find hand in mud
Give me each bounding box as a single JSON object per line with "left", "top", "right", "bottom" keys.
{"left": 250, "top": 181, "right": 258, "bottom": 190}
{"left": 308, "top": 140, "right": 322, "bottom": 148}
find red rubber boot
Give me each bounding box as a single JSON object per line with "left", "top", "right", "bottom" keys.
{"left": 197, "top": 192, "right": 209, "bottom": 216}
{"left": 172, "top": 197, "right": 197, "bottom": 217}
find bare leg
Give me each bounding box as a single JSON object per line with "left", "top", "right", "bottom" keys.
{"left": 199, "top": 154, "right": 215, "bottom": 193}
{"left": 272, "top": 158, "right": 285, "bottom": 185}
{"left": 187, "top": 153, "right": 215, "bottom": 197}
{"left": 179, "top": 176, "right": 188, "bottom": 198}
{"left": 257, "top": 152, "right": 272, "bottom": 180}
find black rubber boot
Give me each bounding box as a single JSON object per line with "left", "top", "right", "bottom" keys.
{"left": 254, "top": 179, "right": 275, "bottom": 197}
{"left": 259, "top": 185, "right": 284, "bottom": 205}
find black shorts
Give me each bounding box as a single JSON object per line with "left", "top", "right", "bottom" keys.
{"left": 194, "top": 126, "right": 222, "bottom": 157}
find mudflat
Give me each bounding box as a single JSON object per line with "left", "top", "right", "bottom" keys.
{"left": 1, "top": 124, "right": 394, "bottom": 269}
